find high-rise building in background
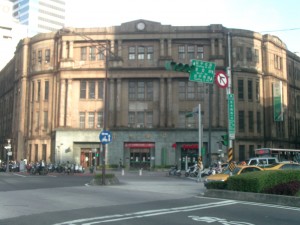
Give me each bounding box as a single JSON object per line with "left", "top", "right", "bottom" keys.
{"left": 10, "top": 0, "right": 66, "bottom": 37}
{"left": 0, "top": 0, "right": 27, "bottom": 70}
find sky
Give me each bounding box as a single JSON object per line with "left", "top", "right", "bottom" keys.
{"left": 65, "top": 0, "right": 300, "bottom": 55}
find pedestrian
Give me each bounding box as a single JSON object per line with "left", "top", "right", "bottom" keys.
{"left": 119, "top": 159, "right": 122, "bottom": 169}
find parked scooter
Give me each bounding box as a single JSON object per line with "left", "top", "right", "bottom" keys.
{"left": 168, "top": 165, "right": 181, "bottom": 176}
{"left": 185, "top": 163, "right": 198, "bottom": 177}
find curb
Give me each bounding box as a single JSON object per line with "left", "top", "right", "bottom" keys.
{"left": 204, "top": 189, "right": 300, "bottom": 207}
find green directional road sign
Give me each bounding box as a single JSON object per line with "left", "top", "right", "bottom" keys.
{"left": 189, "top": 59, "right": 216, "bottom": 83}
{"left": 228, "top": 94, "right": 235, "bottom": 139}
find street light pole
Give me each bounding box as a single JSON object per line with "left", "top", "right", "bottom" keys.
{"left": 102, "top": 40, "right": 109, "bottom": 185}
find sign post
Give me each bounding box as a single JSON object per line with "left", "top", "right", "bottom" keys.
{"left": 99, "top": 130, "right": 112, "bottom": 184}
{"left": 226, "top": 32, "right": 235, "bottom": 161}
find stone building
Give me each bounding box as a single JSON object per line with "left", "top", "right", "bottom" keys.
{"left": 0, "top": 20, "right": 300, "bottom": 169}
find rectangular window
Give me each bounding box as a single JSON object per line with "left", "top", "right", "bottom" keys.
{"left": 128, "top": 112, "right": 135, "bottom": 127}
{"left": 238, "top": 79, "right": 244, "bottom": 100}
{"left": 97, "top": 111, "right": 103, "bottom": 128}
{"left": 43, "top": 111, "right": 48, "bottom": 130}
{"left": 42, "top": 144, "right": 47, "bottom": 161}
{"left": 297, "top": 96, "right": 300, "bottom": 113}
{"left": 238, "top": 110, "right": 245, "bottom": 132}
{"left": 246, "top": 47, "right": 252, "bottom": 61}
{"left": 79, "top": 112, "right": 85, "bottom": 128}
{"left": 147, "top": 46, "right": 153, "bottom": 60}
{"left": 44, "top": 80, "right": 49, "bottom": 100}
{"left": 45, "top": 49, "right": 50, "bottom": 63}
{"left": 81, "top": 47, "right": 87, "bottom": 61}
{"left": 138, "top": 46, "right": 145, "bottom": 60}
{"left": 88, "top": 112, "right": 95, "bottom": 128}
{"left": 255, "top": 80, "right": 260, "bottom": 102}
{"left": 248, "top": 111, "right": 254, "bottom": 132}
{"left": 249, "top": 145, "right": 255, "bottom": 158}
{"left": 186, "top": 113, "right": 196, "bottom": 128}
{"left": 32, "top": 50, "right": 36, "bottom": 66}
{"left": 89, "top": 81, "right": 95, "bottom": 99}
{"left": 35, "top": 144, "right": 38, "bottom": 162}
{"left": 238, "top": 145, "right": 245, "bottom": 162}
{"left": 36, "top": 111, "right": 40, "bottom": 130}
{"left": 146, "top": 112, "right": 153, "bottom": 128}
{"left": 89, "top": 46, "right": 96, "bottom": 61}
{"left": 129, "top": 80, "right": 152, "bottom": 100}
{"left": 137, "top": 112, "right": 144, "bottom": 127}
{"left": 38, "top": 50, "right": 42, "bottom": 63}
{"left": 137, "top": 81, "right": 145, "bottom": 100}
{"left": 257, "top": 111, "right": 261, "bottom": 133}
{"left": 187, "top": 82, "right": 195, "bottom": 100}
{"left": 179, "top": 81, "right": 186, "bottom": 100}
{"left": 236, "top": 46, "right": 243, "bottom": 61}
{"left": 178, "top": 45, "right": 185, "bottom": 60}
{"left": 37, "top": 80, "right": 41, "bottom": 101}
{"left": 129, "top": 47, "right": 135, "bottom": 60}
{"left": 80, "top": 81, "right": 86, "bottom": 99}
{"left": 254, "top": 49, "right": 259, "bottom": 63}
{"left": 146, "top": 81, "right": 153, "bottom": 100}
{"left": 31, "top": 81, "right": 35, "bottom": 102}
{"left": 248, "top": 80, "right": 253, "bottom": 101}
{"left": 197, "top": 46, "right": 204, "bottom": 59}
{"left": 98, "top": 80, "right": 103, "bottom": 99}
{"left": 274, "top": 54, "right": 282, "bottom": 70}
{"left": 196, "top": 82, "right": 205, "bottom": 101}
{"left": 129, "top": 81, "right": 136, "bottom": 100}
{"left": 98, "top": 46, "right": 105, "bottom": 60}
{"left": 187, "top": 45, "right": 195, "bottom": 59}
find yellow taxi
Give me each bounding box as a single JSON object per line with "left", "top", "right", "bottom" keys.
{"left": 204, "top": 165, "right": 263, "bottom": 186}
{"left": 263, "top": 162, "right": 300, "bottom": 170}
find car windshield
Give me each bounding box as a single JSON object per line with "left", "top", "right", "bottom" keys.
{"left": 222, "top": 167, "right": 241, "bottom": 175}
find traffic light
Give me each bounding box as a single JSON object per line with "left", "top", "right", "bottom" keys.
{"left": 165, "top": 61, "right": 195, "bottom": 73}
{"left": 221, "top": 134, "right": 229, "bottom": 146}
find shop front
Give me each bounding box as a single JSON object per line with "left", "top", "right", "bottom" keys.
{"left": 180, "top": 144, "right": 199, "bottom": 170}
{"left": 124, "top": 142, "right": 155, "bottom": 170}
{"left": 80, "top": 148, "right": 99, "bottom": 168}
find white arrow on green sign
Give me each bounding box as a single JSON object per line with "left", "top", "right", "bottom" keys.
{"left": 189, "top": 59, "right": 216, "bottom": 83}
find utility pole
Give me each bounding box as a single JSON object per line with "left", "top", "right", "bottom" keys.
{"left": 102, "top": 40, "right": 109, "bottom": 185}
{"left": 226, "top": 32, "right": 235, "bottom": 161}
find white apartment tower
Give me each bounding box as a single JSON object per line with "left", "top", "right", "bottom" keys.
{"left": 10, "top": 0, "right": 66, "bottom": 36}
{"left": 0, "top": 0, "right": 26, "bottom": 70}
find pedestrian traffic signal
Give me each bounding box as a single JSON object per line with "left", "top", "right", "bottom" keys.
{"left": 165, "top": 61, "right": 195, "bottom": 73}
{"left": 221, "top": 134, "right": 228, "bottom": 146}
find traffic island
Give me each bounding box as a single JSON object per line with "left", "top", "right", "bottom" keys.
{"left": 89, "top": 173, "right": 120, "bottom": 185}
{"left": 204, "top": 189, "right": 300, "bottom": 207}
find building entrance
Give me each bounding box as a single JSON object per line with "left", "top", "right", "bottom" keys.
{"left": 80, "top": 148, "right": 99, "bottom": 168}
{"left": 130, "top": 148, "right": 150, "bottom": 169}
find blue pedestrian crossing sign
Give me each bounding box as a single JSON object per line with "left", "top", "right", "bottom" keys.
{"left": 99, "top": 130, "right": 112, "bottom": 144}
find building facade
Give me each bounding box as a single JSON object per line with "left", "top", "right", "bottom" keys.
{"left": 1, "top": 20, "right": 300, "bottom": 169}
{"left": 10, "top": 0, "right": 66, "bottom": 37}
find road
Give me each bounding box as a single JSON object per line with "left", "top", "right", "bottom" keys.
{"left": 0, "top": 170, "right": 299, "bottom": 225}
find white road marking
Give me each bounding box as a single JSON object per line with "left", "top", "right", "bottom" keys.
{"left": 53, "top": 200, "right": 237, "bottom": 225}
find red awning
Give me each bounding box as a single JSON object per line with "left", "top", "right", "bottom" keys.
{"left": 124, "top": 143, "right": 155, "bottom": 148}
{"left": 182, "top": 144, "right": 198, "bottom": 149}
